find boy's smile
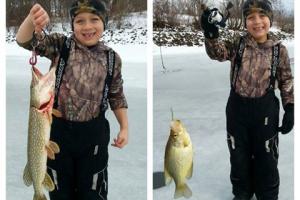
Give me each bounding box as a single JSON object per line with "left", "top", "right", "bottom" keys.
{"left": 73, "top": 12, "right": 104, "bottom": 46}
{"left": 246, "top": 12, "right": 270, "bottom": 43}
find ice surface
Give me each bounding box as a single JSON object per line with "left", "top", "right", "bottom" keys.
{"left": 153, "top": 43, "right": 294, "bottom": 200}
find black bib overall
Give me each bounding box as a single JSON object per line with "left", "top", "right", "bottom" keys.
{"left": 47, "top": 37, "right": 115, "bottom": 200}
{"left": 226, "top": 38, "right": 280, "bottom": 200}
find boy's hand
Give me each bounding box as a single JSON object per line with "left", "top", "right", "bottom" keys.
{"left": 201, "top": 8, "right": 220, "bottom": 39}
{"left": 29, "top": 4, "right": 49, "bottom": 34}
{"left": 279, "top": 103, "right": 294, "bottom": 134}
{"left": 111, "top": 129, "right": 128, "bottom": 148}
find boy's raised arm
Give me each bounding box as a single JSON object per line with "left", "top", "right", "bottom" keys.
{"left": 200, "top": 6, "right": 236, "bottom": 62}
{"left": 16, "top": 4, "right": 49, "bottom": 44}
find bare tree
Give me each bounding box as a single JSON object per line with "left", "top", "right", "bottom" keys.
{"left": 272, "top": 0, "right": 294, "bottom": 33}
{"left": 153, "top": 0, "right": 170, "bottom": 28}
{"left": 218, "top": 0, "right": 245, "bottom": 30}
{"left": 110, "top": 0, "right": 146, "bottom": 28}
{"left": 190, "top": 0, "right": 208, "bottom": 30}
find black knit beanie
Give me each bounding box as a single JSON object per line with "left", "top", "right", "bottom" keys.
{"left": 243, "top": 0, "right": 273, "bottom": 27}
{"left": 70, "top": 0, "right": 108, "bottom": 30}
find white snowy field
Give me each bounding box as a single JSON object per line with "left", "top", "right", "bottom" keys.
{"left": 153, "top": 41, "right": 294, "bottom": 200}
{"left": 6, "top": 43, "right": 147, "bottom": 200}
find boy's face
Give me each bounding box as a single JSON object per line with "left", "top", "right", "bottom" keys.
{"left": 73, "top": 12, "right": 104, "bottom": 46}
{"left": 246, "top": 11, "right": 270, "bottom": 43}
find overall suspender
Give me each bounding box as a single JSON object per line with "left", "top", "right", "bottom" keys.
{"left": 231, "top": 37, "right": 245, "bottom": 89}
{"left": 54, "top": 36, "right": 71, "bottom": 109}
{"left": 53, "top": 37, "right": 115, "bottom": 114}
{"left": 268, "top": 43, "right": 280, "bottom": 90}
{"left": 231, "top": 37, "right": 280, "bottom": 91}
{"left": 100, "top": 50, "right": 115, "bottom": 113}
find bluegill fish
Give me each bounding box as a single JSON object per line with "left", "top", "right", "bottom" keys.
{"left": 164, "top": 119, "right": 193, "bottom": 199}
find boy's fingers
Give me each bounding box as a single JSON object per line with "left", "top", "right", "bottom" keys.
{"left": 34, "top": 16, "right": 49, "bottom": 32}
{"left": 35, "top": 27, "right": 42, "bottom": 34}
{"left": 118, "top": 137, "right": 128, "bottom": 148}
{"left": 111, "top": 138, "right": 125, "bottom": 148}
{"left": 34, "top": 12, "right": 48, "bottom": 24}
{"left": 38, "top": 17, "right": 49, "bottom": 27}
{"left": 117, "top": 137, "right": 124, "bottom": 144}
{"left": 111, "top": 136, "right": 128, "bottom": 148}
{"left": 30, "top": 4, "right": 41, "bottom": 14}
{"left": 111, "top": 138, "right": 119, "bottom": 146}
{"left": 111, "top": 142, "right": 121, "bottom": 148}
{"left": 32, "top": 8, "right": 43, "bottom": 18}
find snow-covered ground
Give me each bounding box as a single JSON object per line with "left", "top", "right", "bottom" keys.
{"left": 153, "top": 41, "right": 294, "bottom": 200}
{"left": 153, "top": 26, "right": 294, "bottom": 47}
{"left": 6, "top": 41, "right": 147, "bottom": 200}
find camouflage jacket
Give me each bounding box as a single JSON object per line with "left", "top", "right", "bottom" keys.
{"left": 18, "top": 33, "right": 128, "bottom": 121}
{"left": 205, "top": 33, "right": 294, "bottom": 106}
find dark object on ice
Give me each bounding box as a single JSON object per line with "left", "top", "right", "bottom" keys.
{"left": 153, "top": 171, "right": 166, "bottom": 189}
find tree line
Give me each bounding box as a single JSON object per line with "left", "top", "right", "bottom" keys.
{"left": 153, "top": 0, "right": 294, "bottom": 33}
{"left": 6, "top": 0, "right": 147, "bottom": 28}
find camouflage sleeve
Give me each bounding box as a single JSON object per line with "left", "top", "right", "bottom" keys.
{"left": 277, "top": 44, "right": 294, "bottom": 106}
{"left": 109, "top": 51, "right": 128, "bottom": 110}
{"left": 204, "top": 37, "right": 237, "bottom": 62}
{"left": 16, "top": 33, "right": 66, "bottom": 60}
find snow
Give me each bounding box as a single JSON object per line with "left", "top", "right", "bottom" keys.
{"left": 6, "top": 43, "right": 147, "bottom": 200}
{"left": 153, "top": 26, "right": 294, "bottom": 47}
{"left": 153, "top": 41, "right": 294, "bottom": 199}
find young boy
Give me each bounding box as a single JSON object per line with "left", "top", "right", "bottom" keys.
{"left": 201, "top": 0, "right": 294, "bottom": 199}
{"left": 16, "top": 0, "right": 129, "bottom": 199}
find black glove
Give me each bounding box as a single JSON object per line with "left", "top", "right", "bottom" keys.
{"left": 279, "top": 103, "right": 294, "bottom": 134}
{"left": 201, "top": 8, "right": 220, "bottom": 39}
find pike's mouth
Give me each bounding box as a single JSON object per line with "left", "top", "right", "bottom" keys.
{"left": 38, "top": 94, "right": 54, "bottom": 113}
{"left": 32, "top": 66, "right": 43, "bottom": 78}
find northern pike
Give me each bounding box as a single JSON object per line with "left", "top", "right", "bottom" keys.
{"left": 164, "top": 119, "right": 193, "bottom": 199}
{"left": 23, "top": 66, "right": 61, "bottom": 200}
